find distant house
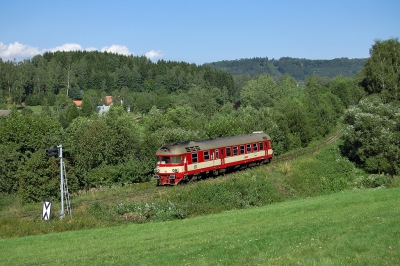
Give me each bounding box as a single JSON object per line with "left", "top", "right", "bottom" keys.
{"left": 97, "top": 105, "right": 111, "bottom": 114}
{"left": 97, "top": 96, "right": 113, "bottom": 114}
{"left": 0, "top": 110, "right": 11, "bottom": 116}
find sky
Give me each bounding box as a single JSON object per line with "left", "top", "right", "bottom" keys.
{"left": 0, "top": 0, "right": 399, "bottom": 65}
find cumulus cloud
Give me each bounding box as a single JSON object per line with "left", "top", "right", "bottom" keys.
{"left": 0, "top": 42, "right": 40, "bottom": 61}
{"left": 0, "top": 42, "right": 163, "bottom": 62}
{"left": 101, "top": 45, "right": 133, "bottom": 56}
{"left": 145, "top": 50, "right": 164, "bottom": 61}
{"left": 48, "top": 43, "right": 83, "bottom": 52}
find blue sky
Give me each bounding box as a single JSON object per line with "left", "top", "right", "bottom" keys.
{"left": 1, "top": 0, "right": 399, "bottom": 65}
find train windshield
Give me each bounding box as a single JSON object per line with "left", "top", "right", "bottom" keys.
{"left": 171, "top": 156, "right": 182, "bottom": 164}
{"left": 158, "top": 155, "right": 182, "bottom": 164}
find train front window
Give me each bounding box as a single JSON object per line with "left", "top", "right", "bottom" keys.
{"left": 172, "top": 156, "right": 182, "bottom": 164}
{"left": 161, "top": 156, "right": 171, "bottom": 164}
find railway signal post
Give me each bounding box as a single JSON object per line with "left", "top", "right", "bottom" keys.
{"left": 46, "top": 144, "right": 71, "bottom": 219}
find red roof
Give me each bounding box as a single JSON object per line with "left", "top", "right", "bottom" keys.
{"left": 73, "top": 100, "right": 82, "bottom": 107}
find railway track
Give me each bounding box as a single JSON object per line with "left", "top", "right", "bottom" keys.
{"left": 272, "top": 128, "right": 342, "bottom": 163}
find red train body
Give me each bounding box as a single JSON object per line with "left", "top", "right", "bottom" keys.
{"left": 154, "top": 131, "right": 273, "bottom": 186}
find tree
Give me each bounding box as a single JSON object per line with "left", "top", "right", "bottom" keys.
{"left": 362, "top": 38, "right": 400, "bottom": 102}
{"left": 240, "top": 74, "right": 276, "bottom": 108}
{"left": 341, "top": 95, "right": 400, "bottom": 175}
{"left": 54, "top": 93, "right": 72, "bottom": 115}
{"left": 134, "top": 93, "right": 152, "bottom": 115}
{"left": 0, "top": 144, "right": 20, "bottom": 193}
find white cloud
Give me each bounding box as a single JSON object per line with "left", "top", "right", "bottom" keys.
{"left": 101, "top": 45, "right": 133, "bottom": 56}
{"left": 0, "top": 42, "right": 163, "bottom": 62}
{"left": 0, "top": 42, "right": 40, "bottom": 61}
{"left": 48, "top": 43, "right": 83, "bottom": 52}
{"left": 145, "top": 50, "right": 164, "bottom": 61}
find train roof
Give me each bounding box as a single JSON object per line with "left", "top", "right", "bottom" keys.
{"left": 156, "top": 131, "right": 271, "bottom": 155}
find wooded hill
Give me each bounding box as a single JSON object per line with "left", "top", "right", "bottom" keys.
{"left": 205, "top": 57, "right": 367, "bottom": 81}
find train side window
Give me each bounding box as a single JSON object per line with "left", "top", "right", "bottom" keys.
{"left": 247, "top": 144, "right": 251, "bottom": 153}
{"left": 226, "top": 147, "right": 231, "bottom": 157}
{"left": 240, "top": 145, "right": 245, "bottom": 154}
{"left": 233, "top": 146, "right": 238, "bottom": 156}
{"left": 204, "top": 151, "right": 210, "bottom": 161}
{"left": 215, "top": 149, "right": 219, "bottom": 159}
{"left": 192, "top": 153, "right": 198, "bottom": 163}
{"left": 253, "top": 143, "right": 258, "bottom": 152}
{"left": 259, "top": 142, "right": 264, "bottom": 150}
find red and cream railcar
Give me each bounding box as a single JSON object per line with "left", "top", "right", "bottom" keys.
{"left": 154, "top": 131, "right": 273, "bottom": 186}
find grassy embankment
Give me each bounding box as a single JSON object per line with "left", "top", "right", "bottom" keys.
{"left": 1, "top": 134, "right": 399, "bottom": 237}
{"left": 1, "top": 127, "right": 399, "bottom": 264}
{"left": 1, "top": 187, "right": 399, "bottom": 265}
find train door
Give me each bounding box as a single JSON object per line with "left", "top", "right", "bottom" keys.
{"left": 184, "top": 155, "right": 188, "bottom": 174}
{"left": 213, "top": 149, "right": 219, "bottom": 167}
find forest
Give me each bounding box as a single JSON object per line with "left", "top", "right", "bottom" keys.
{"left": 0, "top": 38, "right": 399, "bottom": 203}
{"left": 205, "top": 57, "right": 367, "bottom": 81}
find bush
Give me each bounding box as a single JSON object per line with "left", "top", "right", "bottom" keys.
{"left": 168, "top": 169, "right": 283, "bottom": 216}
{"left": 354, "top": 174, "right": 393, "bottom": 188}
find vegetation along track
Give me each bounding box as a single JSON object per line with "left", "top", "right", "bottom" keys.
{"left": 204, "top": 128, "right": 342, "bottom": 182}
{"left": 272, "top": 129, "right": 342, "bottom": 163}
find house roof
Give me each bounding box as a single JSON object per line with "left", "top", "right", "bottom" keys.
{"left": 104, "top": 96, "right": 112, "bottom": 105}
{"left": 73, "top": 100, "right": 82, "bottom": 107}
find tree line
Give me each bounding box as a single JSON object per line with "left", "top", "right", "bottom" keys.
{"left": 205, "top": 57, "right": 367, "bottom": 81}
{"left": 0, "top": 38, "right": 399, "bottom": 203}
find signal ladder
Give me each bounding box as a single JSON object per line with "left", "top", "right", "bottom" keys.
{"left": 62, "top": 160, "right": 72, "bottom": 217}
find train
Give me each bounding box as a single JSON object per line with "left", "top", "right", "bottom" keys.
{"left": 154, "top": 131, "right": 273, "bottom": 185}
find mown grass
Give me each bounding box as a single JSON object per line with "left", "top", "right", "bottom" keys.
{"left": 1, "top": 187, "right": 399, "bottom": 265}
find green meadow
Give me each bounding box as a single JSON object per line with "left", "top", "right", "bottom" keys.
{"left": 1, "top": 187, "right": 399, "bottom": 265}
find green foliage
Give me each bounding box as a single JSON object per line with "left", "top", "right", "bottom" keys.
{"left": 65, "top": 108, "right": 144, "bottom": 188}
{"left": 341, "top": 95, "right": 400, "bottom": 175}
{"left": 329, "top": 76, "right": 364, "bottom": 108}
{"left": 112, "top": 200, "right": 185, "bottom": 222}
{"left": 17, "top": 151, "right": 61, "bottom": 203}
{"left": 276, "top": 98, "right": 312, "bottom": 147}
{"left": 0, "top": 112, "right": 63, "bottom": 156}
{"left": 279, "top": 145, "right": 359, "bottom": 196}
{"left": 304, "top": 76, "right": 343, "bottom": 137}
{"left": 240, "top": 74, "right": 276, "bottom": 108}
{"left": 80, "top": 94, "right": 95, "bottom": 117}
{"left": 0, "top": 144, "right": 20, "bottom": 193}
{"left": 362, "top": 38, "right": 400, "bottom": 101}
{"left": 354, "top": 174, "right": 394, "bottom": 188}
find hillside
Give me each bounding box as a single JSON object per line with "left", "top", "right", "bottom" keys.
{"left": 1, "top": 187, "right": 399, "bottom": 265}
{"left": 205, "top": 57, "right": 367, "bottom": 81}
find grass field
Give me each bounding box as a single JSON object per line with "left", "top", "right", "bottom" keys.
{"left": 1, "top": 187, "right": 399, "bottom": 265}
